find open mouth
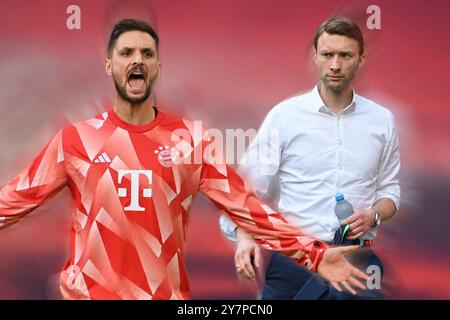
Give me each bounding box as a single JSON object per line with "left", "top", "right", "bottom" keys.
{"left": 127, "top": 71, "right": 146, "bottom": 92}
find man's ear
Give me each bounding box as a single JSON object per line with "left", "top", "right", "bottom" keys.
{"left": 313, "top": 47, "right": 319, "bottom": 64}
{"left": 156, "top": 62, "right": 161, "bottom": 79}
{"left": 359, "top": 53, "right": 366, "bottom": 68}
{"left": 105, "top": 57, "right": 112, "bottom": 76}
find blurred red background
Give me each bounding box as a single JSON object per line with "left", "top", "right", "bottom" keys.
{"left": 0, "top": 0, "right": 449, "bottom": 299}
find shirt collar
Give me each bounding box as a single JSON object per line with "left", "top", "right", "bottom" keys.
{"left": 309, "top": 85, "right": 358, "bottom": 116}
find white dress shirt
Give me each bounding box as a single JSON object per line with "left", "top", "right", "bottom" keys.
{"left": 220, "top": 86, "right": 401, "bottom": 242}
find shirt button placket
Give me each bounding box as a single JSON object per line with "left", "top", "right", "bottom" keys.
{"left": 336, "top": 116, "right": 343, "bottom": 186}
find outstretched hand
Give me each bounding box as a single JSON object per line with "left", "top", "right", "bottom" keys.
{"left": 233, "top": 229, "right": 369, "bottom": 295}
{"left": 317, "top": 245, "right": 369, "bottom": 294}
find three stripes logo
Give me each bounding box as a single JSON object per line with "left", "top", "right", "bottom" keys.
{"left": 94, "top": 152, "right": 112, "bottom": 164}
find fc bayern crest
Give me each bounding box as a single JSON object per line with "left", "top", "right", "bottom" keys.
{"left": 154, "top": 146, "right": 179, "bottom": 167}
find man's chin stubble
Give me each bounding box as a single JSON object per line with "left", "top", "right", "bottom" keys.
{"left": 114, "top": 82, "right": 151, "bottom": 104}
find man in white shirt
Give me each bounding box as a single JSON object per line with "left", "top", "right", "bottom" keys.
{"left": 220, "top": 16, "right": 400, "bottom": 299}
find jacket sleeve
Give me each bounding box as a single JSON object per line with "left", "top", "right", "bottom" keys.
{"left": 0, "top": 130, "right": 67, "bottom": 229}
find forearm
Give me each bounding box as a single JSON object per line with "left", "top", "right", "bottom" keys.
{"left": 0, "top": 174, "right": 65, "bottom": 230}
{"left": 372, "top": 197, "right": 397, "bottom": 222}
{"left": 0, "top": 130, "right": 67, "bottom": 229}
{"left": 233, "top": 216, "right": 327, "bottom": 272}
{"left": 201, "top": 164, "right": 328, "bottom": 271}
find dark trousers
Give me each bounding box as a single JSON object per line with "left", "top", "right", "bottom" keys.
{"left": 261, "top": 247, "right": 384, "bottom": 300}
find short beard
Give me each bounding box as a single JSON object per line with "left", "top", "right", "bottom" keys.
{"left": 324, "top": 80, "right": 347, "bottom": 93}
{"left": 322, "top": 71, "right": 356, "bottom": 93}
{"left": 113, "top": 75, "right": 152, "bottom": 104}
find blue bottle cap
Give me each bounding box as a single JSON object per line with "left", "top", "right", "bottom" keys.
{"left": 335, "top": 192, "right": 344, "bottom": 201}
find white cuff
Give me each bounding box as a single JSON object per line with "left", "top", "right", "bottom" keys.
{"left": 219, "top": 214, "right": 238, "bottom": 242}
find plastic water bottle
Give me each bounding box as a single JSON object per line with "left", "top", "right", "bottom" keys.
{"left": 334, "top": 192, "right": 354, "bottom": 245}
{"left": 334, "top": 192, "right": 354, "bottom": 221}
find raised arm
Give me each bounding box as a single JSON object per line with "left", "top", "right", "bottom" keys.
{"left": 0, "top": 130, "right": 67, "bottom": 229}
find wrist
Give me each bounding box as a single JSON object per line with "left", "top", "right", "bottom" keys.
{"left": 310, "top": 242, "right": 329, "bottom": 272}
{"left": 236, "top": 227, "right": 253, "bottom": 241}
{"left": 370, "top": 208, "right": 382, "bottom": 227}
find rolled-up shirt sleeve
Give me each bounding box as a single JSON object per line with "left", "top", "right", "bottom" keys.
{"left": 375, "top": 111, "right": 401, "bottom": 211}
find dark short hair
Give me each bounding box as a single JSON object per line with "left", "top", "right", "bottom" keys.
{"left": 107, "top": 18, "right": 159, "bottom": 57}
{"left": 313, "top": 17, "right": 364, "bottom": 55}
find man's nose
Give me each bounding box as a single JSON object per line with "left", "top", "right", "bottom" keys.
{"left": 330, "top": 56, "right": 341, "bottom": 72}
{"left": 132, "top": 52, "right": 144, "bottom": 65}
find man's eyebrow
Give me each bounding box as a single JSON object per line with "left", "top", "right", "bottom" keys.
{"left": 319, "top": 49, "right": 354, "bottom": 54}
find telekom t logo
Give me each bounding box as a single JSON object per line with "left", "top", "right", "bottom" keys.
{"left": 117, "top": 170, "right": 152, "bottom": 211}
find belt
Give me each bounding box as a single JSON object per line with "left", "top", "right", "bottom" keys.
{"left": 361, "top": 239, "right": 374, "bottom": 248}
{"left": 328, "top": 239, "right": 374, "bottom": 247}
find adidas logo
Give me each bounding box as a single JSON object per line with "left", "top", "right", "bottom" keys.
{"left": 94, "top": 152, "right": 112, "bottom": 163}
